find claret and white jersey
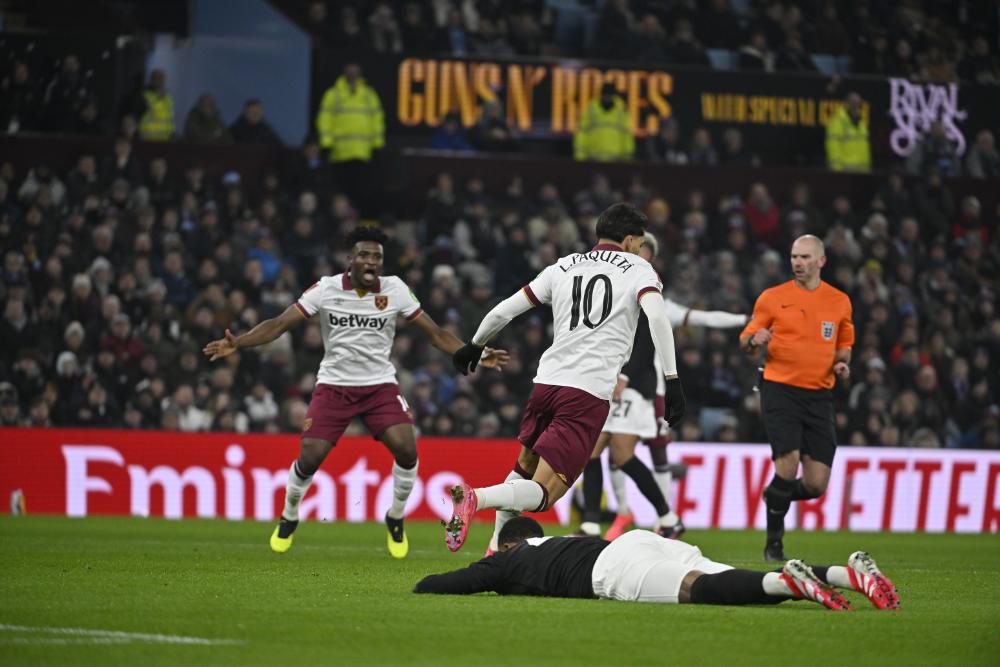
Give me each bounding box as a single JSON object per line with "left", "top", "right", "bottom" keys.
{"left": 295, "top": 273, "right": 423, "bottom": 386}
{"left": 524, "top": 244, "right": 662, "bottom": 400}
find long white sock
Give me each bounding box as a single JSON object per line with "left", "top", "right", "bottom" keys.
{"left": 653, "top": 466, "right": 673, "bottom": 506}
{"left": 762, "top": 572, "right": 794, "bottom": 597}
{"left": 825, "top": 566, "right": 856, "bottom": 590}
{"left": 387, "top": 460, "right": 418, "bottom": 520}
{"left": 609, "top": 465, "right": 630, "bottom": 515}
{"left": 281, "top": 461, "right": 313, "bottom": 522}
{"left": 489, "top": 471, "right": 525, "bottom": 551}
{"left": 476, "top": 479, "right": 545, "bottom": 512}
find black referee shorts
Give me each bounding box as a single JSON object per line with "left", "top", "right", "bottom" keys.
{"left": 760, "top": 380, "right": 837, "bottom": 467}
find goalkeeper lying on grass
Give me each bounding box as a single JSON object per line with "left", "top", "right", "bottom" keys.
{"left": 415, "top": 517, "right": 899, "bottom": 611}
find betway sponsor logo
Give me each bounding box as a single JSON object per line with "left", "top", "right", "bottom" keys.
{"left": 61, "top": 444, "right": 466, "bottom": 522}
{"left": 328, "top": 313, "right": 388, "bottom": 329}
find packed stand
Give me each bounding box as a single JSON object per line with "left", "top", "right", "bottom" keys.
{"left": 1, "top": 48, "right": 285, "bottom": 145}
{"left": 294, "top": 0, "right": 1000, "bottom": 82}
{"left": 0, "top": 141, "right": 997, "bottom": 449}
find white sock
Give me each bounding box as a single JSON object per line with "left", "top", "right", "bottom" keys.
{"left": 580, "top": 521, "right": 601, "bottom": 536}
{"left": 654, "top": 467, "right": 673, "bottom": 506}
{"left": 609, "top": 466, "right": 630, "bottom": 515}
{"left": 825, "top": 566, "right": 855, "bottom": 590}
{"left": 281, "top": 461, "right": 313, "bottom": 521}
{"left": 476, "top": 479, "right": 544, "bottom": 512}
{"left": 762, "top": 572, "right": 794, "bottom": 597}
{"left": 387, "top": 460, "right": 418, "bottom": 520}
{"left": 656, "top": 510, "right": 680, "bottom": 528}
{"left": 488, "top": 471, "right": 524, "bottom": 551}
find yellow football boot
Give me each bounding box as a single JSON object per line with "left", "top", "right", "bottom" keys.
{"left": 385, "top": 514, "right": 408, "bottom": 559}
{"left": 270, "top": 518, "right": 298, "bottom": 554}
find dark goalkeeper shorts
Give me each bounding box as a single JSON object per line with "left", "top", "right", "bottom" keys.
{"left": 760, "top": 380, "right": 837, "bottom": 467}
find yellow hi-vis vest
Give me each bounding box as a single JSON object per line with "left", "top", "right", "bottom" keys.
{"left": 573, "top": 97, "right": 635, "bottom": 162}
{"left": 316, "top": 77, "right": 385, "bottom": 163}
{"left": 825, "top": 106, "right": 871, "bottom": 172}
{"left": 139, "top": 90, "right": 175, "bottom": 142}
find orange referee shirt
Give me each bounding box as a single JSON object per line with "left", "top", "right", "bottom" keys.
{"left": 741, "top": 280, "right": 854, "bottom": 390}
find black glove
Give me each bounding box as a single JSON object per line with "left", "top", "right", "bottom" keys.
{"left": 452, "top": 342, "right": 484, "bottom": 375}
{"left": 663, "top": 377, "right": 686, "bottom": 427}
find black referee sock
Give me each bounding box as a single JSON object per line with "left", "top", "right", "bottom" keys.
{"left": 620, "top": 456, "right": 670, "bottom": 517}
{"left": 789, "top": 479, "right": 820, "bottom": 501}
{"left": 689, "top": 570, "right": 784, "bottom": 606}
{"left": 764, "top": 475, "right": 796, "bottom": 543}
{"left": 582, "top": 458, "right": 603, "bottom": 523}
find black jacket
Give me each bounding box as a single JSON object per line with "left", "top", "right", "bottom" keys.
{"left": 414, "top": 536, "right": 608, "bottom": 598}
{"left": 620, "top": 312, "right": 657, "bottom": 399}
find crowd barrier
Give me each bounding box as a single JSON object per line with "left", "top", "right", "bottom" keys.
{"left": 2, "top": 428, "right": 998, "bottom": 533}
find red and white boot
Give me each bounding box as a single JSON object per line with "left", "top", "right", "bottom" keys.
{"left": 848, "top": 551, "right": 901, "bottom": 610}
{"left": 780, "top": 560, "right": 853, "bottom": 611}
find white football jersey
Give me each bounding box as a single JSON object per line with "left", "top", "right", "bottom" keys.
{"left": 295, "top": 273, "right": 422, "bottom": 386}
{"left": 525, "top": 244, "right": 662, "bottom": 400}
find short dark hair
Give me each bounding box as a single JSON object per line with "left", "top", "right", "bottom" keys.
{"left": 498, "top": 516, "right": 544, "bottom": 545}
{"left": 346, "top": 226, "right": 388, "bottom": 249}
{"left": 595, "top": 203, "right": 647, "bottom": 242}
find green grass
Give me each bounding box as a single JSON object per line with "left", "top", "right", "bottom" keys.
{"left": 1, "top": 517, "right": 999, "bottom": 667}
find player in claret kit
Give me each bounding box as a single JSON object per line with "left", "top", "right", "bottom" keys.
{"left": 415, "top": 517, "right": 900, "bottom": 612}
{"left": 447, "top": 203, "right": 686, "bottom": 554}
{"left": 203, "top": 227, "right": 508, "bottom": 558}
{"left": 593, "top": 233, "right": 750, "bottom": 540}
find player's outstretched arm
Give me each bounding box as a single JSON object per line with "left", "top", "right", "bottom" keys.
{"left": 409, "top": 312, "right": 510, "bottom": 371}
{"left": 664, "top": 298, "right": 748, "bottom": 329}
{"left": 453, "top": 289, "right": 535, "bottom": 375}
{"left": 413, "top": 559, "right": 503, "bottom": 595}
{"left": 202, "top": 304, "right": 306, "bottom": 361}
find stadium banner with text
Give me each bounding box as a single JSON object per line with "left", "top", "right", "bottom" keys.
{"left": 314, "top": 53, "right": 1000, "bottom": 163}
{"left": 2, "top": 429, "right": 999, "bottom": 533}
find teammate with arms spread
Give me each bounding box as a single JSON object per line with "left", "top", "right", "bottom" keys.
{"left": 446, "top": 204, "right": 686, "bottom": 553}
{"left": 203, "top": 227, "right": 508, "bottom": 558}
{"left": 415, "top": 517, "right": 900, "bottom": 612}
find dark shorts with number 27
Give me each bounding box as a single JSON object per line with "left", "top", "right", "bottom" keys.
{"left": 760, "top": 380, "right": 837, "bottom": 467}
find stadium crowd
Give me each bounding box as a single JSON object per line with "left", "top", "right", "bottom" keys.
{"left": 295, "top": 0, "right": 1000, "bottom": 82}
{"left": 0, "top": 138, "right": 997, "bottom": 449}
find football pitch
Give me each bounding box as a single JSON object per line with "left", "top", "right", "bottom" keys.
{"left": 1, "top": 517, "right": 998, "bottom": 667}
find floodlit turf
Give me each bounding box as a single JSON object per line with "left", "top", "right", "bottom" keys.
{"left": 1, "top": 517, "right": 998, "bottom": 667}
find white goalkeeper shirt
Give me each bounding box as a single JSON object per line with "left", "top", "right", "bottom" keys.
{"left": 524, "top": 244, "right": 663, "bottom": 400}
{"left": 295, "top": 273, "right": 423, "bottom": 386}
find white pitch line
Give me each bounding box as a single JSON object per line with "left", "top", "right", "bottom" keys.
{"left": 0, "top": 624, "right": 243, "bottom": 646}
{"left": 0, "top": 637, "right": 133, "bottom": 645}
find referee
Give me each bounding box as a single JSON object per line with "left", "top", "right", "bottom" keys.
{"left": 740, "top": 235, "right": 854, "bottom": 561}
